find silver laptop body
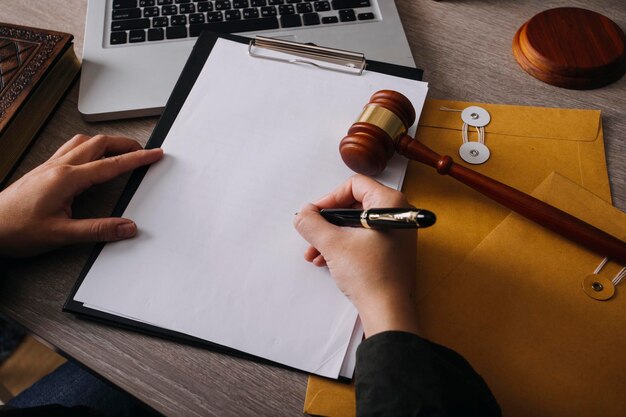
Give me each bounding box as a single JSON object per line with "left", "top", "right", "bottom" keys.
{"left": 79, "top": 0, "right": 415, "bottom": 121}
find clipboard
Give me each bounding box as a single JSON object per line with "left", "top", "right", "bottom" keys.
{"left": 63, "top": 31, "right": 426, "bottom": 378}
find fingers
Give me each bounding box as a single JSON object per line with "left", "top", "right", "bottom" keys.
{"left": 314, "top": 174, "right": 410, "bottom": 210}
{"left": 75, "top": 148, "right": 163, "bottom": 188}
{"left": 49, "top": 134, "right": 91, "bottom": 160}
{"left": 293, "top": 203, "right": 339, "bottom": 250}
{"left": 304, "top": 245, "right": 320, "bottom": 262}
{"left": 312, "top": 254, "right": 327, "bottom": 267}
{"left": 304, "top": 246, "right": 327, "bottom": 267}
{"left": 60, "top": 135, "right": 144, "bottom": 165}
{"left": 304, "top": 245, "right": 320, "bottom": 261}
{"left": 296, "top": 175, "right": 410, "bottom": 256}
{"left": 357, "top": 176, "right": 411, "bottom": 209}
{"left": 55, "top": 217, "right": 138, "bottom": 244}
{"left": 313, "top": 177, "right": 360, "bottom": 209}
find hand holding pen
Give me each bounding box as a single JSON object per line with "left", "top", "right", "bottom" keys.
{"left": 293, "top": 174, "right": 424, "bottom": 338}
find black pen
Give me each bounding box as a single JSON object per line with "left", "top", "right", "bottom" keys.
{"left": 320, "top": 208, "right": 436, "bottom": 229}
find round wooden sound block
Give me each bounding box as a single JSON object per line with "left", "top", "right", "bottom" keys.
{"left": 512, "top": 7, "right": 626, "bottom": 89}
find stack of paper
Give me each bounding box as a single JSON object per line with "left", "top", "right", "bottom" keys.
{"left": 73, "top": 37, "right": 428, "bottom": 378}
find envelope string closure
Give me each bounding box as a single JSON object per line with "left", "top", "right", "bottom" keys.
{"left": 583, "top": 256, "right": 626, "bottom": 301}
{"left": 440, "top": 106, "right": 491, "bottom": 164}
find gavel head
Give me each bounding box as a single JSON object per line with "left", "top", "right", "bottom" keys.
{"left": 339, "top": 90, "right": 416, "bottom": 176}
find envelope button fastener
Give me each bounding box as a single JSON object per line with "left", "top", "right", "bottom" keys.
{"left": 582, "top": 275, "right": 615, "bottom": 301}
{"left": 439, "top": 105, "right": 492, "bottom": 165}
{"left": 461, "top": 106, "right": 490, "bottom": 127}
{"left": 459, "top": 142, "right": 490, "bottom": 164}
{"left": 582, "top": 253, "right": 626, "bottom": 301}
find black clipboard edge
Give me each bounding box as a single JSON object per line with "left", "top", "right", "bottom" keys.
{"left": 64, "top": 30, "right": 424, "bottom": 380}
{"left": 64, "top": 295, "right": 286, "bottom": 370}
{"left": 367, "top": 60, "right": 423, "bottom": 82}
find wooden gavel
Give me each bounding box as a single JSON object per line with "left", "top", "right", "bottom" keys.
{"left": 339, "top": 90, "right": 626, "bottom": 264}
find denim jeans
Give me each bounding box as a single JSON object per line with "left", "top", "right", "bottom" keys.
{"left": 7, "top": 361, "right": 159, "bottom": 417}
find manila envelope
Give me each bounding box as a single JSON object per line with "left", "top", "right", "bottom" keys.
{"left": 305, "top": 173, "right": 625, "bottom": 417}
{"left": 416, "top": 172, "right": 626, "bottom": 416}
{"left": 406, "top": 99, "right": 610, "bottom": 301}
{"left": 304, "top": 99, "right": 611, "bottom": 416}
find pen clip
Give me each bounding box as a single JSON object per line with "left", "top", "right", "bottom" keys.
{"left": 367, "top": 210, "right": 420, "bottom": 224}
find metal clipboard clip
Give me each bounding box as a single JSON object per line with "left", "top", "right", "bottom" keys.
{"left": 248, "top": 36, "right": 367, "bottom": 75}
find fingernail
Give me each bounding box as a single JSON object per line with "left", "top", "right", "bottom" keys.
{"left": 116, "top": 221, "right": 137, "bottom": 238}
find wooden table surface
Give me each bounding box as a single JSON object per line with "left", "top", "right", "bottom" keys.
{"left": 1, "top": 1, "right": 624, "bottom": 416}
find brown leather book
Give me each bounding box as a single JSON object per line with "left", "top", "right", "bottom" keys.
{"left": 0, "top": 23, "right": 80, "bottom": 187}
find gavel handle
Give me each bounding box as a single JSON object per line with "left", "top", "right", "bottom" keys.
{"left": 396, "top": 134, "right": 626, "bottom": 264}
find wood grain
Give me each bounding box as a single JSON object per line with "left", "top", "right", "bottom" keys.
{"left": 0, "top": 1, "right": 624, "bottom": 416}
{"left": 512, "top": 7, "right": 626, "bottom": 89}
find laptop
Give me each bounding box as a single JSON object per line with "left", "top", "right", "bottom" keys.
{"left": 78, "top": 0, "right": 415, "bottom": 121}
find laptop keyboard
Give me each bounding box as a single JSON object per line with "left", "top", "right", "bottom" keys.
{"left": 109, "top": 0, "right": 379, "bottom": 45}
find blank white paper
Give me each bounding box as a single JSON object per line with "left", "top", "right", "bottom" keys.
{"left": 75, "top": 37, "right": 428, "bottom": 378}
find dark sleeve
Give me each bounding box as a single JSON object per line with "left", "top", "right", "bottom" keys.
{"left": 355, "top": 331, "right": 501, "bottom": 417}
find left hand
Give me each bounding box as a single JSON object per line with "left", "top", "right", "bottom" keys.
{"left": 0, "top": 134, "right": 163, "bottom": 257}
